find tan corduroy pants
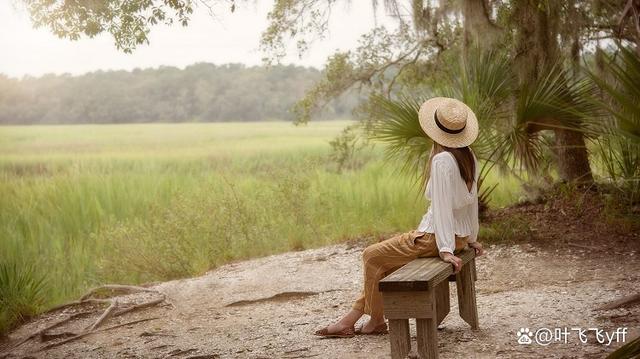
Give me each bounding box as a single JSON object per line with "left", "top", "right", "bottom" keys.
{"left": 352, "top": 230, "right": 468, "bottom": 319}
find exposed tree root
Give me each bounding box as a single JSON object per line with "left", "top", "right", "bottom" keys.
{"left": 87, "top": 299, "right": 118, "bottom": 332}
{"left": 3, "top": 284, "right": 168, "bottom": 356}
{"left": 225, "top": 291, "right": 320, "bottom": 307}
{"left": 79, "top": 284, "right": 156, "bottom": 301}
{"left": 6, "top": 311, "right": 94, "bottom": 351}
{"left": 225, "top": 289, "right": 345, "bottom": 307}
{"left": 597, "top": 293, "right": 640, "bottom": 310}
{"left": 39, "top": 317, "right": 160, "bottom": 351}
{"left": 43, "top": 298, "right": 112, "bottom": 314}
{"left": 114, "top": 296, "right": 166, "bottom": 317}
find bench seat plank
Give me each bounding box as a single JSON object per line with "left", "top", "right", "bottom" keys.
{"left": 379, "top": 248, "right": 475, "bottom": 292}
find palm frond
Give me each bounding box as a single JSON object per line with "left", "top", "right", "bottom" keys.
{"left": 605, "top": 335, "right": 640, "bottom": 359}
{"left": 449, "top": 48, "right": 514, "bottom": 162}
{"left": 588, "top": 45, "right": 640, "bottom": 143}
{"left": 588, "top": 44, "right": 640, "bottom": 201}
{"left": 517, "top": 61, "right": 601, "bottom": 132}
{"left": 507, "top": 60, "right": 601, "bottom": 173}
{"left": 369, "top": 93, "right": 432, "bottom": 190}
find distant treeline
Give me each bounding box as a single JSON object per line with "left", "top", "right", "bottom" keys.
{"left": 0, "top": 64, "right": 357, "bottom": 124}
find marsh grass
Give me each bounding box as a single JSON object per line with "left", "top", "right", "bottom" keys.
{"left": 0, "top": 260, "right": 47, "bottom": 334}
{"left": 0, "top": 121, "right": 522, "bottom": 334}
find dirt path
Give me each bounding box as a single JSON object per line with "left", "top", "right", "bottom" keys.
{"left": 2, "top": 234, "right": 639, "bottom": 359}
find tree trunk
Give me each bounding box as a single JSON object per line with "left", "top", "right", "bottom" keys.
{"left": 462, "top": 0, "right": 501, "bottom": 54}
{"left": 554, "top": 128, "right": 594, "bottom": 183}
{"left": 513, "top": 0, "right": 594, "bottom": 183}
{"left": 513, "top": 0, "right": 548, "bottom": 81}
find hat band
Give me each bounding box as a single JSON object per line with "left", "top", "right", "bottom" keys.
{"left": 435, "top": 111, "right": 466, "bottom": 134}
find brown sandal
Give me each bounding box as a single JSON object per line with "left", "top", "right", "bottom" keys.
{"left": 355, "top": 322, "right": 389, "bottom": 335}
{"left": 314, "top": 325, "right": 355, "bottom": 338}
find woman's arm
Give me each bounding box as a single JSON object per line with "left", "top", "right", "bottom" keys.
{"left": 430, "top": 155, "right": 456, "bottom": 255}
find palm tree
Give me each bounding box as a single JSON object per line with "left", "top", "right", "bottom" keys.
{"left": 368, "top": 48, "right": 602, "bottom": 209}
{"left": 588, "top": 44, "right": 640, "bottom": 203}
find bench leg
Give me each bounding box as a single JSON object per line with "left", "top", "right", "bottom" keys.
{"left": 388, "top": 319, "right": 411, "bottom": 359}
{"left": 416, "top": 318, "right": 438, "bottom": 359}
{"left": 471, "top": 257, "right": 477, "bottom": 282}
{"left": 435, "top": 280, "right": 450, "bottom": 325}
{"left": 456, "top": 259, "right": 479, "bottom": 330}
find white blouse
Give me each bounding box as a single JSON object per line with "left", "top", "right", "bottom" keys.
{"left": 416, "top": 151, "right": 479, "bottom": 254}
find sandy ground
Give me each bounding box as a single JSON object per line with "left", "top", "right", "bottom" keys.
{"left": 2, "top": 234, "right": 639, "bottom": 359}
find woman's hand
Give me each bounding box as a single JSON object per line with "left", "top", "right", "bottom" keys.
{"left": 439, "top": 252, "right": 462, "bottom": 273}
{"left": 468, "top": 242, "right": 485, "bottom": 257}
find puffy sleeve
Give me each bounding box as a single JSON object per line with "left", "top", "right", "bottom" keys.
{"left": 469, "top": 151, "right": 480, "bottom": 243}
{"left": 430, "top": 156, "right": 456, "bottom": 254}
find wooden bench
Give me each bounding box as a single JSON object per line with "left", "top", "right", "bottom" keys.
{"left": 379, "top": 248, "right": 478, "bottom": 359}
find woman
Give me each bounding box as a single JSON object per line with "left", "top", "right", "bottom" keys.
{"left": 314, "top": 97, "right": 485, "bottom": 338}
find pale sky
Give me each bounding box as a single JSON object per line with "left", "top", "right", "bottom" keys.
{"left": 0, "top": 1, "right": 397, "bottom": 78}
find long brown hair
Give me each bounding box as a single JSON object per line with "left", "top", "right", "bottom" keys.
{"left": 427, "top": 142, "right": 476, "bottom": 186}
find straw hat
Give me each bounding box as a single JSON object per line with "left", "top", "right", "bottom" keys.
{"left": 418, "top": 97, "right": 479, "bottom": 148}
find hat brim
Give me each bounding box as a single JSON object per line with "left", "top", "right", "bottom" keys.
{"left": 418, "top": 97, "right": 479, "bottom": 148}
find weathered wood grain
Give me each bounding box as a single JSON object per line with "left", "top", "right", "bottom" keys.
{"left": 388, "top": 319, "right": 411, "bottom": 359}
{"left": 382, "top": 291, "right": 433, "bottom": 319}
{"left": 456, "top": 258, "right": 479, "bottom": 330}
{"left": 416, "top": 317, "right": 438, "bottom": 359}
{"left": 435, "top": 280, "right": 450, "bottom": 325}
{"left": 379, "top": 248, "right": 475, "bottom": 292}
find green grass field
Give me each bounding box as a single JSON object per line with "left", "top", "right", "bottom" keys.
{"left": 0, "top": 121, "right": 522, "bottom": 333}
